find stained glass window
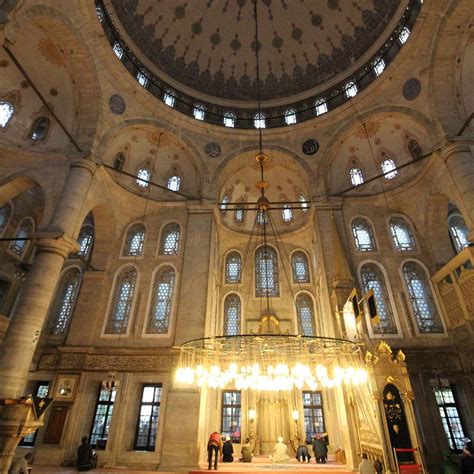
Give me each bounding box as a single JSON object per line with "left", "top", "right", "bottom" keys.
{"left": 254, "top": 112, "right": 266, "bottom": 129}
{"left": 224, "top": 112, "right": 236, "bottom": 128}
{"left": 433, "top": 386, "right": 467, "bottom": 451}
{"left": 30, "top": 117, "right": 51, "bottom": 141}
{"left": 314, "top": 98, "right": 328, "bottom": 116}
{"left": 134, "top": 384, "right": 162, "bottom": 451}
{"left": 349, "top": 167, "right": 364, "bottom": 186}
{"left": 136, "top": 168, "right": 151, "bottom": 188}
{"left": 292, "top": 251, "right": 310, "bottom": 283}
{"left": 89, "top": 387, "right": 116, "bottom": 448}
{"left": 0, "top": 101, "right": 14, "bottom": 128}
{"left": 390, "top": 217, "right": 415, "bottom": 251}
{"left": 360, "top": 263, "right": 397, "bottom": 334}
{"left": 296, "top": 293, "right": 316, "bottom": 336}
{"left": 224, "top": 294, "right": 241, "bottom": 336}
{"left": 9, "top": 218, "right": 34, "bottom": 257}
{"left": 123, "top": 223, "right": 145, "bottom": 256}
{"left": 146, "top": 266, "right": 175, "bottom": 334}
{"left": 303, "top": 391, "right": 326, "bottom": 443}
{"left": 221, "top": 391, "right": 241, "bottom": 443}
{"left": 381, "top": 159, "right": 398, "bottom": 179}
{"left": 352, "top": 218, "right": 377, "bottom": 252}
{"left": 0, "top": 202, "right": 12, "bottom": 236}
{"left": 105, "top": 266, "right": 137, "bottom": 334}
{"left": 402, "top": 261, "right": 443, "bottom": 333}
{"left": 225, "top": 252, "right": 242, "bottom": 283}
{"left": 159, "top": 223, "right": 180, "bottom": 255}
{"left": 282, "top": 204, "right": 293, "bottom": 222}
{"left": 76, "top": 224, "right": 94, "bottom": 261}
{"left": 448, "top": 215, "right": 469, "bottom": 253}
{"left": 49, "top": 267, "right": 82, "bottom": 336}
{"left": 167, "top": 175, "right": 181, "bottom": 192}
{"left": 255, "top": 246, "right": 279, "bottom": 297}
{"left": 113, "top": 152, "right": 125, "bottom": 171}
{"left": 284, "top": 109, "right": 297, "bottom": 125}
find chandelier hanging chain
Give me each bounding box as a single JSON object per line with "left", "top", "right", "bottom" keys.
{"left": 253, "top": 0, "right": 264, "bottom": 155}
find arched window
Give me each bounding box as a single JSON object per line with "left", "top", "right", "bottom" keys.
{"left": 220, "top": 195, "right": 229, "bottom": 213}
{"left": 344, "top": 81, "right": 358, "bottom": 98}
{"left": 360, "top": 263, "right": 397, "bottom": 334}
{"left": 398, "top": 27, "right": 410, "bottom": 45}
{"left": 136, "top": 71, "right": 149, "bottom": 88}
{"left": 163, "top": 89, "right": 176, "bottom": 108}
{"left": 402, "top": 261, "right": 443, "bottom": 333}
{"left": 159, "top": 223, "right": 180, "bottom": 255}
{"left": 349, "top": 167, "right": 364, "bottom": 186}
{"left": 77, "top": 224, "right": 94, "bottom": 261}
{"left": 372, "top": 57, "right": 385, "bottom": 76}
{"left": 234, "top": 205, "right": 245, "bottom": 224}
{"left": 352, "top": 217, "right": 377, "bottom": 252}
{"left": 112, "top": 42, "right": 124, "bottom": 60}
{"left": 284, "top": 109, "right": 297, "bottom": 125}
{"left": 0, "top": 101, "right": 14, "bottom": 128}
{"left": 299, "top": 194, "right": 309, "bottom": 213}
{"left": 281, "top": 204, "right": 293, "bottom": 222}
{"left": 146, "top": 266, "right": 175, "bottom": 334}
{"left": 105, "top": 266, "right": 137, "bottom": 334}
{"left": 123, "top": 223, "right": 146, "bottom": 256}
{"left": 254, "top": 112, "right": 266, "bottom": 129}
{"left": 381, "top": 159, "right": 398, "bottom": 179}
{"left": 295, "top": 293, "right": 316, "bottom": 336}
{"left": 29, "top": 117, "right": 51, "bottom": 141}
{"left": 223, "top": 112, "right": 236, "bottom": 128}
{"left": 292, "top": 251, "right": 310, "bottom": 283}
{"left": 448, "top": 214, "right": 469, "bottom": 253}
{"left": 49, "top": 267, "right": 82, "bottom": 336}
{"left": 255, "top": 246, "right": 279, "bottom": 297}
{"left": 9, "top": 218, "right": 34, "bottom": 257}
{"left": 225, "top": 252, "right": 242, "bottom": 283}
{"left": 0, "top": 202, "right": 12, "bottom": 236}
{"left": 408, "top": 139, "right": 423, "bottom": 160}
{"left": 257, "top": 209, "right": 268, "bottom": 227}
{"left": 223, "top": 294, "right": 241, "bottom": 336}
{"left": 113, "top": 152, "right": 125, "bottom": 171}
{"left": 389, "top": 217, "right": 415, "bottom": 251}
{"left": 136, "top": 168, "right": 152, "bottom": 188}
{"left": 314, "top": 98, "right": 328, "bottom": 116}
{"left": 167, "top": 175, "right": 181, "bottom": 192}
{"left": 193, "top": 104, "right": 205, "bottom": 121}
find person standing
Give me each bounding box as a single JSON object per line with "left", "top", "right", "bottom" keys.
{"left": 312, "top": 434, "right": 328, "bottom": 464}
{"left": 77, "top": 436, "right": 97, "bottom": 471}
{"left": 358, "top": 453, "right": 375, "bottom": 474}
{"left": 207, "top": 432, "right": 222, "bottom": 470}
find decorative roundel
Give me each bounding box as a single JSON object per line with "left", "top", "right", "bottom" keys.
{"left": 302, "top": 139, "right": 319, "bottom": 156}
{"left": 402, "top": 78, "right": 422, "bottom": 101}
{"left": 205, "top": 142, "right": 222, "bottom": 158}
{"left": 109, "top": 94, "right": 126, "bottom": 115}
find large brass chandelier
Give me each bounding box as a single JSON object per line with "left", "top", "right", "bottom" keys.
{"left": 175, "top": 0, "right": 368, "bottom": 392}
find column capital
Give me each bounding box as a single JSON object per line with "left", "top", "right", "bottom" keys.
{"left": 35, "top": 232, "right": 80, "bottom": 259}
{"left": 440, "top": 140, "right": 473, "bottom": 162}
{"left": 67, "top": 154, "right": 98, "bottom": 176}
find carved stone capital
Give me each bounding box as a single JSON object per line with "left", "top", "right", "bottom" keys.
{"left": 35, "top": 232, "right": 80, "bottom": 258}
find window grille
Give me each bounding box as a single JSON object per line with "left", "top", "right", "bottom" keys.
{"left": 112, "top": 42, "right": 124, "bottom": 60}
{"left": 234, "top": 206, "right": 245, "bottom": 224}
{"left": 124, "top": 224, "right": 145, "bottom": 256}
{"left": 448, "top": 215, "right": 469, "bottom": 253}
{"left": 0, "top": 101, "right": 14, "bottom": 128}
{"left": 146, "top": 267, "right": 175, "bottom": 334}
{"left": 292, "top": 252, "right": 310, "bottom": 283}
{"left": 76, "top": 225, "right": 94, "bottom": 261}
{"left": 193, "top": 104, "right": 205, "bottom": 121}
{"left": 302, "top": 391, "right": 325, "bottom": 443}
{"left": 223, "top": 112, "right": 236, "bottom": 128}
{"left": 281, "top": 204, "right": 293, "bottom": 222}
{"left": 299, "top": 194, "right": 309, "bottom": 212}
{"left": 433, "top": 385, "right": 467, "bottom": 451}
{"left": 220, "top": 195, "right": 229, "bottom": 212}
{"left": 136, "top": 168, "right": 151, "bottom": 188}
{"left": 373, "top": 57, "right": 385, "bottom": 76}
{"left": 402, "top": 261, "right": 443, "bottom": 333}
{"left": 344, "top": 81, "right": 358, "bottom": 98}
{"left": 349, "top": 167, "right": 364, "bottom": 186}
{"left": 49, "top": 267, "right": 82, "bottom": 336}
{"left": 9, "top": 218, "right": 33, "bottom": 257}
{"left": 224, "top": 294, "right": 241, "bottom": 336}
{"left": 284, "top": 109, "right": 297, "bottom": 125}
{"left": 30, "top": 117, "right": 51, "bottom": 141}
{"left": 255, "top": 246, "right": 279, "bottom": 297}
{"left": 89, "top": 387, "right": 116, "bottom": 448}
{"left": 398, "top": 27, "right": 410, "bottom": 45}
{"left": 163, "top": 89, "right": 176, "bottom": 108}
{"left": 221, "top": 391, "right": 241, "bottom": 443}
{"left": 352, "top": 218, "right": 377, "bottom": 252}
{"left": 256, "top": 209, "right": 268, "bottom": 226}
{"left": 254, "top": 112, "right": 266, "bottom": 129}
{"left": 95, "top": 5, "right": 104, "bottom": 22}
{"left": 225, "top": 252, "right": 242, "bottom": 283}
{"left": 296, "top": 293, "right": 316, "bottom": 336}
{"left": 389, "top": 217, "right": 415, "bottom": 251}
{"left": 381, "top": 158, "right": 398, "bottom": 179}
{"left": 167, "top": 175, "right": 181, "bottom": 192}
{"left": 360, "top": 263, "right": 397, "bottom": 334}
{"left": 105, "top": 266, "right": 137, "bottom": 334}
{"left": 314, "top": 99, "right": 328, "bottom": 116}
{"left": 159, "top": 223, "right": 180, "bottom": 255}
{"left": 134, "top": 384, "right": 162, "bottom": 451}
{"left": 408, "top": 139, "right": 423, "bottom": 160}
{"left": 136, "top": 71, "right": 149, "bottom": 88}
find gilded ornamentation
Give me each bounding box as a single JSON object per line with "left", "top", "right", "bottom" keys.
{"left": 395, "top": 350, "right": 406, "bottom": 362}
{"left": 354, "top": 120, "right": 381, "bottom": 139}
{"left": 38, "top": 37, "right": 65, "bottom": 67}
{"left": 375, "top": 340, "right": 392, "bottom": 358}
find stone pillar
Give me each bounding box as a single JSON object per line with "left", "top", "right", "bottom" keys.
{"left": 441, "top": 142, "right": 474, "bottom": 240}
{"left": 0, "top": 157, "right": 96, "bottom": 399}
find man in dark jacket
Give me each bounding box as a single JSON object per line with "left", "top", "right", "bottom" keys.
{"left": 222, "top": 436, "right": 234, "bottom": 462}
{"left": 77, "top": 436, "right": 96, "bottom": 471}
{"left": 295, "top": 444, "right": 311, "bottom": 462}
{"left": 312, "top": 434, "right": 328, "bottom": 464}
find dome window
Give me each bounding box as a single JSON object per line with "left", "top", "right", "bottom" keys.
{"left": 193, "top": 104, "right": 205, "bottom": 121}
{"left": 344, "top": 81, "right": 358, "bottom": 99}
{"left": 167, "top": 175, "right": 181, "bottom": 192}
{"left": 299, "top": 194, "right": 309, "bottom": 213}
{"left": 372, "top": 57, "right": 385, "bottom": 77}
{"left": 281, "top": 204, "right": 293, "bottom": 222}
{"left": 223, "top": 112, "right": 236, "bottom": 128}
{"left": 398, "top": 27, "right": 410, "bottom": 45}
{"left": 234, "top": 205, "right": 245, "bottom": 224}
{"left": 381, "top": 159, "right": 398, "bottom": 179}
{"left": 254, "top": 112, "right": 266, "bottom": 129}
{"left": 29, "top": 116, "right": 51, "bottom": 141}
{"left": 163, "top": 89, "right": 176, "bottom": 108}
{"left": 112, "top": 42, "right": 124, "bottom": 60}
{"left": 220, "top": 195, "right": 229, "bottom": 213}
{"left": 136, "top": 168, "right": 151, "bottom": 188}
{"left": 96, "top": 5, "right": 104, "bottom": 23}
{"left": 113, "top": 152, "right": 125, "bottom": 171}
{"left": 284, "top": 109, "right": 297, "bottom": 125}
{"left": 136, "top": 71, "right": 149, "bottom": 88}
{"left": 0, "top": 101, "right": 14, "bottom": 128}
{"left": 314, "top": 98, "right": 328, "bottom": 116}
{"left": 349, "top": 167, "right": 364, "bottom": 186}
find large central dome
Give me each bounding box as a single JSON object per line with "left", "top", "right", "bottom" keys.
{"left": 109, "top": 0, "right": 402, "bottom": 104}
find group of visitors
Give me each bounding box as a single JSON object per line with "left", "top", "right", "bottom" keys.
{"left": 294, "top": 433, "right": 329, "bottom": 463}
